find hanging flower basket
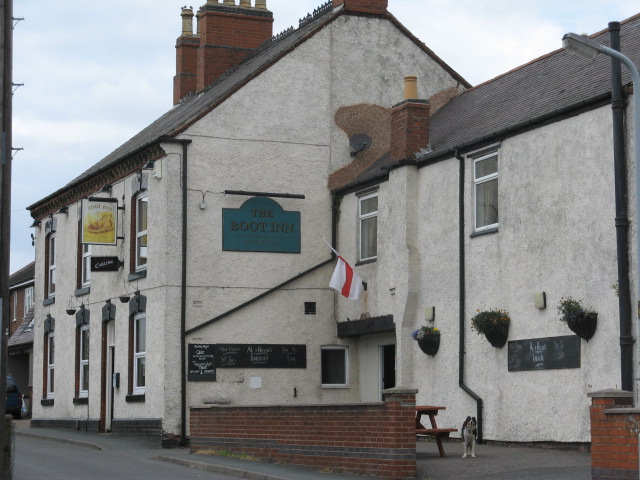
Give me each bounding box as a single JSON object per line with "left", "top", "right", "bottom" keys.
{"left": 417, "top": 334, "right": 440, "bottom": 356}
{"left": 411, "top": 326, "right": 440, "bottom": 356}
{"left": 471, "top": 309, "right": 510, "bottom": 348}
{"left": 558, "top": 297, "right": 597, "bottom": 341}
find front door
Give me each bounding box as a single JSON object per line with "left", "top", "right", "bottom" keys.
{"left": 379, "top": 344, "right": 396, "bottom": 400}
{"left": 101, "top": 321, "right": 115, "bottom": 432}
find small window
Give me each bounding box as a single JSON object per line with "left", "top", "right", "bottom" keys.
{"left": 358, "top": 192, "right": 378, "bottom": 262}
{"left": 47, "top": 234, "right": 57, "bottom": 298}
{"left": 24, "top": 287, "right": 34, "bottom": 314}
{"left": 135, "top": 193, "right": 148, "bottom": 271}
{"left": 133, "top": 313, "right": 146, "bottom": 395}
{"left": 81, "top": 244, "right": 91, "bottom": 287}
{"left": 474, "top": 153, "right": 499, "bottom": 231}
{"left": 12, "top": 291, "right": 17, "bottom": 322}
{"left": 304, "top": 302, "right": 316, "bottom": 315}
{"left": 78, "top": 326, "right": 90, "bottom": 397}
{"left": 47, "top": 333, "right": 55, "bottom": 397}
{"left": 321, "top": 346, "right": 348, "bottom": 387}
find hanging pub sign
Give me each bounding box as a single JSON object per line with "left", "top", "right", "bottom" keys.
{"left": 91, "top": 256, "right": 122, "bottom": 272}
{"left": 81, "top": 198, "right": 118, "bottom": 245}
{"left": 222, "top": 197, "right": 301, "bottom": 253}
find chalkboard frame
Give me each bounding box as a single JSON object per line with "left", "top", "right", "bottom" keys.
{"left": 215, "top": 344, "right": 307, "bottom": 369}
{"left": 188, "top": 344, "right": 216, "bottom": 381}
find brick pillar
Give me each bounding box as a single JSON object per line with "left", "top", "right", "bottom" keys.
{"left": 173, "top": 7, "right": 199, "bottom": 105}
{"left": 332, "top": 0, "right": 388, "bottom": 14}
{"left": 589, "top": 389, "right": 638, "bottom": 480}
{"left": 382, "top": 387, "right": 417, "bottom": 480}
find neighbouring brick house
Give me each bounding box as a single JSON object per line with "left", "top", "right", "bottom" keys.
{"left": 8, "top": 261, "right": 35, "bottom": 416}
{"left": 25, "top": 0, "right": 640, "bottom": 467}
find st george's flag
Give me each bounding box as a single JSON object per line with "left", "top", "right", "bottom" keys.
{"left": 330, "top": 256, "right": 363, "bottom": 300}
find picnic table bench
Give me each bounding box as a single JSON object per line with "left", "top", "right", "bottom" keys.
{"left": 415, "top": 405, "right": 457, "bottom": 457}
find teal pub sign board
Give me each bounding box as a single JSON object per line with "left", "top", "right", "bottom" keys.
{"left": 222, "top": 197, "right": 301, "bottom": 253}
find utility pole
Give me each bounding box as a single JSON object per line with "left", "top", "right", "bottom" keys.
{"left": 0, "top": 0, "right": 13, "bottom": 477}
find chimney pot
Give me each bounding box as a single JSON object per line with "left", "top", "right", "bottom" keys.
{"left": 180, "top": 7, "right": 195, "bottom": 36}
{"left": 223, "top": 0, "right": 235, "bottom": 5}
{"left": 403, "top": 76, "right": 418, "bottom": 100}
{"left": 239, "top": 0, "right": 250, "bottom": 6}
{"left": 255, "top": 0, "right": 267, "bottom": 9}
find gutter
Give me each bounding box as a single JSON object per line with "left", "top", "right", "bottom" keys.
{"left": 158, "top": 137, "right": 192, "bottom": 446}
{"left": 456, "top": 149, "right": 483, "bottom": 442}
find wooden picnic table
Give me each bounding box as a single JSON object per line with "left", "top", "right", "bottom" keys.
{"left": 415, "top": 405, "right": 457, "bottom": 457}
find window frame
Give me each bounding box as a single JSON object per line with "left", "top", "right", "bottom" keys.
{"left": 24, "top": 286, "right": 34, "bottom": 315}
{"left": 132, "top": 313, "right": 146, "bottom": 395}
{"left": 358, "top": 191, "right": 378, "bottom": 263}
{"left": 473, "top": 152, "right": 499, "bottom": 232}
{"left": 134, "top": 192, "right": 148, "bottom": 272}
{"left": 47, "top": 332, "right": 55, "bottom": 398}
{"left": 320, "top": 345, "right": 349, "bottom": 388}
{"left": 81, "top": 243, "right": 91, "bottom": 288}
{"left": 12, "top": 290, "right": 17, "bottom": 322}
{"left": 78, "top": 325, "right": 90, "bottom": 397}
{"left": 47, "top": 234, "right": 57, "bottom": 298}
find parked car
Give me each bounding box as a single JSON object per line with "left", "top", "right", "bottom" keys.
{"left": 6, "top": 375, "right": 23, "bottom": 419}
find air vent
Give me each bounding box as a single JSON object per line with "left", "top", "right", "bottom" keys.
{"left": 304, "top": 302, "right": 317, "bottom": 315}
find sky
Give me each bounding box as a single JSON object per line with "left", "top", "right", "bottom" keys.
{"left": 10, "top": 0, "right": 639, "bottom": 273}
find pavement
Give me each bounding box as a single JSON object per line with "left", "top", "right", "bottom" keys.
{"left": 12, "top": 420, "right": 592, "bottom": 480}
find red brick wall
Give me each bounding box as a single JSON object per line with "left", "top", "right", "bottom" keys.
{"left": 333, "top": 0, "right": 388, "bottom": 14}
{"left": 190, "top": 389, "right": 417, "bottom": 480}
{"left": 390, "top": 100, "right": 430, "bottom": 163}
{"left": 589, "top": 389, "right": 639, "bottom": 480}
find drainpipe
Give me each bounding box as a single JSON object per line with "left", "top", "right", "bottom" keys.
{"left": 456, "top": 149, "right": 484, "bottom": 442}
{"left": 158, "top": 137, "right": 191, "bottom": 446}
{"left": 609, "top": 22, "right": 634, "bottom": 392}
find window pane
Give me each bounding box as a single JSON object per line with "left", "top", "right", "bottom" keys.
{"left": 81, "top": 329, "right": 90, "bottom": 361}
{"left": 49, "top": 337, "right": 55, "bottom": 364}
{"left": 360, "top": 196, "right": 378, "bottom": 215}
{"left": 49, "top": 369, "right": 54, "bottom": 393}
{"left": 475, "top": 156, "right": 497, "bottom": 179}
{"left": 476, "top": 178, "right": 498, "bottom": 228}
{"left": 360, "top": 216, "right": 377, "bottom": 259}
{"left": 136, "top": 357, "right": 146, "bottom": 388}
{"left": 321, "top": 349, "right": 346, "bottom": 385}
{"left": 82, "top": 364, "right": 89, "bottom": 391}
{"left": 50, "top": 237, "right": 55, "bottom": 265}
{"left": 137, "top": 235, "right": 148, "bottom": 266}
{"left": 138, "top": 196, "right": 148, "bottom": 232}
{"left": 83, "top": 255, "right": 91, "bottom": 284}
{"left": 136, "top": 317, "right": 146, "bottom": 353}
{"left": 49, "top": 269, "right": 56, "bottom": 294}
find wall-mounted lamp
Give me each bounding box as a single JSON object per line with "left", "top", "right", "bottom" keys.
{"left": 100, "top": 184, "right": 112, "bottom": 193}
{"left": 30, "top": 219, "right": 41, "bottom": 228}
{"left": 143, "top": 160, "right": 155, "bottom": 170}
{"left": 57, "top": 206, "right": 69, "bottom": 214}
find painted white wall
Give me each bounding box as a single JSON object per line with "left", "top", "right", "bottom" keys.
{"left": 337, "top": 104, "right": 630, "bottom": 443}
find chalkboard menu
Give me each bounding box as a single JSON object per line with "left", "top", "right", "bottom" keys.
{"left": 508, "top": 335, "right": 580, "bottom": 372}
{"left": 188, "top": 344, "right": 216, "bottom": 381}
{"left": 216, "top": 344, "right": 306, "bottom": 369}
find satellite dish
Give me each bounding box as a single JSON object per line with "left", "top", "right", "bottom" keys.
{"left": 349, "top": 133, "right": 372, "bottom": 156}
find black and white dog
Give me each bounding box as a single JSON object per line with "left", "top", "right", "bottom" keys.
{"left": 461, "top": 416, "right": 477, "bottom": 458}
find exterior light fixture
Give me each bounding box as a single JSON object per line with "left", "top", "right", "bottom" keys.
{"left": 30, "top": 219, "right": 41, "bottom": 228}
{"left": 57, "top": 206, "right": 69, "bottom": 214}
{"left": 562, "top": 33, "right": 601, "bottom": 60}
{"left": 100, "top": 184, "right": 112, "bottom": 193}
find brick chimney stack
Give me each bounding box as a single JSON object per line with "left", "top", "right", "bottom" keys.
{"left": 173, "top": 1, "right": 274, "bottom": 105}
{"left": 332, "top": 0, "right": 388, "bottom": 14}
{"left": 390, "top": 76, "right": 430, "bottom": 163}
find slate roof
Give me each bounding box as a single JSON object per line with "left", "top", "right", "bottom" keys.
{"left": 335, "top": 13, "right": 640, "bottom": 192}
{"left": 9, "top": 261, "right": 35, "bottom": 289}
{"left": 8, "top": 309, "right": 34, "bottom": 349}
{"left": 29, "top": 3, "right": 468, "bottom": 213}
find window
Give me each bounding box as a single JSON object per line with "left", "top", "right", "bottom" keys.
{"left": 81, "top": 244, "right": 91, "bottom": 287}
{"left": 24, "top": 287, "right": 34, "bottom": 314}
{"left": 135, "top": 193, "right": 148, "bottom": 271}
{"left": 78, "top": 325, "right": 90, "bottom": 397}
{"left": 12, "top": 291, "right": 17, "bottom": 322}
{"left": 358, "top": 192, "right": 378, "bottom": 262}
{"left": 474, "top": 152, "right": 499, "bottom": 231}
{"left": 321, "top": 346, "right": 348, "bottom": 387}
{"left": 133, "top": 313, "right": 146, "bottom": 395}
{"left": 47, "top": 333, "right": 55, "bottom": 397}
{"left": 46, "top": 234, "right": 56, "bottom": 298}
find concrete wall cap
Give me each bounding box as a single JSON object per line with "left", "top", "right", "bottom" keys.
{"left": 382, "top": 386, "right": 418, "bottom": 395}
{"left": 587, "top": 388, "right": 633, "bottom": 398}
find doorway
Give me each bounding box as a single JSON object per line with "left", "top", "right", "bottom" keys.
{"left": 379, "top": 344, "right": 396, "bottom": 400}
{"left": 101, "top": 321, "right": 115, "bottom": 432}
